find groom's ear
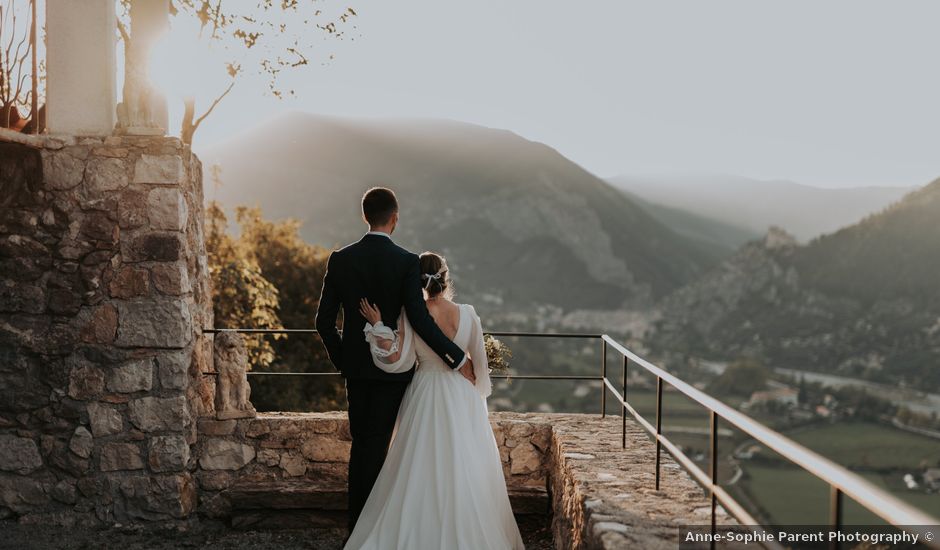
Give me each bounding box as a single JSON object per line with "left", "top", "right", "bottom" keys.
{"left": 390, "top": 211, "right": 400, "bottom": 232}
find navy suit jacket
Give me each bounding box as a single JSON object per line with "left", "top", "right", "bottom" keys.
{"left": 315, "top": 234, "right": 466, "bottom": 381}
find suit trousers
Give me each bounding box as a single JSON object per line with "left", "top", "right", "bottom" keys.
{"left": 345, "top": 378, "right": 410, "bottom": 532}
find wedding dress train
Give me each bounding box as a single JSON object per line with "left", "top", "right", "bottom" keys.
{"left": 344, "top": 304, "right": 524, "bottom": 550}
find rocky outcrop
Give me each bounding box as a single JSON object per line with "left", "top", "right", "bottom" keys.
{"left": 0, "top": 136, "right": 211, "bottom": 525}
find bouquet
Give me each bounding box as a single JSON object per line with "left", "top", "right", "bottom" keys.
{"left": 484, "top": 335, "right": 512, "bottom": 376}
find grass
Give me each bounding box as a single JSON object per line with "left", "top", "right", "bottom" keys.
{"left": 733, "top": 421, "right": 940, "bottom": 526}
{"left": 785, "top": 422, "right": 940, "bottom": 470}
{"left": 735, "top": 464, "right": 940, "bottom": 526}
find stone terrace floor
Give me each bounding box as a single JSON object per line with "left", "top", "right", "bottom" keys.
{"left": 0, "top": 516, "right": 554, "bottom": 549}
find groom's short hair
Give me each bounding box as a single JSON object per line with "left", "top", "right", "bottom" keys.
{"left": 362, "top": 187, "right": 399, "bottom": 226}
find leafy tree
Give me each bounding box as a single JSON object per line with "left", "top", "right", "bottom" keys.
{"left": 707, "top": 358, "right": 769, "bottom": 398}
{"left": 230, "top": 205, "right": 344, "bottom": 411}
{"left": 205, "top": 199, "right": 283, "bottom": 368}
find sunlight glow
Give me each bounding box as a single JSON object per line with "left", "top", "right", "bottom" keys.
{"left": 149, "top": 17, "right": 234, "bottom": 133}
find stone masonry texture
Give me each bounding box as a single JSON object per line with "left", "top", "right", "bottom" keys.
{"left": 0, "top": 136, "right": 212, "bottom": 526}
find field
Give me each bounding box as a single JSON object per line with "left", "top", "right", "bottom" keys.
{"left": 785, "top": 422, "right": 940, "bottom": 470}
{"left": 733, "top": 421, "right": 940, "bottom": 525}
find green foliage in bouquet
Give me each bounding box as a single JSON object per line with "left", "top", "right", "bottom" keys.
{"left": 485, "top": 335, "right": 512, "bottom": 376}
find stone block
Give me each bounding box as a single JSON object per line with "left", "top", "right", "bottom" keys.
{"left": 84, "top": 157, "right": 129, "bottom": 192}
{"left": 68, "top": 427, "right": 93, "bottom": 459}
{"left": 128, "top": 396, "right": 190, "bottom": 432}
{"left": 148, "top": 435, "right": 190, "bottom": 472}
{"left": 79, "top": 213, "right": 118, "bottom": 245}
{"left": 80, "top": 304, "right": 118, "bottom": 344}
{"left": 279, "top": 453, "right": 307, "bottom": 477}
{"left": 150, "top": 262, "right": 190, "bottom": 295}
{"left": 300, "top": 437, "right": 351, "bottom": 463}
{"left": 0, "top": 475, "right": 49, "bottom": 513}
{"left": 133, "top": 155, "right": 184, "bottom": 184}
{"left": 41, "top": 151, "right": 83, "bottom": 190}
{"left": 107, "top": 359, "right": 154, "bottom": 393}
{"left": 0, "top": 281, "right": 45, "bottom": 314}
{"left": 197, "top": 419, "right": 236, "bottom": 436}
{"left": 157, "top": 350, "right": 190, "bottom": 390}
{"left": 0, "top": 434, "right": 43, "bottom": 474}
{"left": 51, "top": 480, "right": 78, "bottom": 505}
{"left": 147, "top": 188, "right": 187, "bottom": 231}
{"left": 118, "top": 473, "right": 196, "bottom": 520}
{"left": 197, "top": 470, "right": 234, "bottom": 491}
{"left": 67, "top": 360, "right": 105, "bottom": 401}
{"left": 199, "top": 439, "right": 255, "bottom": 470}
{"left": 115, "top": 299, "right": 191, "bottom": 349}
{"left": 509, "top": 442, "right": 542, "bottom": 475}
{"left": 117, "top": 190, "right": 148, "bottom": 229}
{"left": 257, "top": 448, "right": 280, "bottom": 467}
{"left": 46, "top": 288, "right": 82, "bottom": 315}
{"left": 87, "top": 402, "right": 123, "bottom": 437}
{"left": 109, "top": 267, "right": 150, "bottom": 299}
{"left": 99, "top": 443, "right": 143, "bottom": 471}
{"left": 124, "top": 233, "right": 183, "bottom": 263}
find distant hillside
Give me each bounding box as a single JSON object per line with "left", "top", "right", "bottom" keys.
{"left": 655, "top": 179, "right": 940, "bottom": 390}
{"left": 609, "top": 173, "right": 913, "bottom": 242}
{"left": 620, "top": 190, "right": 761, "bottom": 252}
{"left": 201, "top": 113, "right": 725, "bottom": 312}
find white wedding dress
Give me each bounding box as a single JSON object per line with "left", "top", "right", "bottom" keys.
{"left": 344, "top": 304, "right": 524, "bottom": 550}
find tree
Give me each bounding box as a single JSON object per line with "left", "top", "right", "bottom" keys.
{"left": 205, "top": 198, "right": 284, "bottom": 369}
{"left": 119, "top": 0, "right": 357, "bottom": 144}
{"left": 707, "top": 358, "right": 769, "bottom": 398}
{"left": 205, "top": 166, "right": 341, "bottom": 410}
{"left": 0, "top": 0, "right": 41, "bottom": 132}
{"left": 231, "top": 205, "right": 343, "bottom": 411}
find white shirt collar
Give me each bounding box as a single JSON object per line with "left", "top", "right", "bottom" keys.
{"left": 366, "top": 230, "right": 392, "bottom": 239}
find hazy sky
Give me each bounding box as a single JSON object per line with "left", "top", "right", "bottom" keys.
{"left": 180, "top": 1, "right": 940, "bottom": 189}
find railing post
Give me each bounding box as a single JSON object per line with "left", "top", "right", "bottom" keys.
{"left": 829, "top": 486, "right": 843, "bottom": 550}
{"left": 600, "top": 338, "right": 607, "bottom": 417}
{"left": 710, "top": 411, "right": 719, "bottom": 548}
{"left": 655, "top": 375, "right": 663, "bottom": 490}
{"left": 621, "top": 355, "right": 627, "bottom": 449}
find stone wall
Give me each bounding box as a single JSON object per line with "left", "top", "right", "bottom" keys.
{"left": 194, "top": 411, "right": 728, "bottom": 548}
{"left": 0, "top": 135, "right": 212, "bottom": 525}
{"left": 546, "top": 414, "right": 734, "bottom": 550}
{"left": 193, "top": 412, "right": 552, "bottom": 525}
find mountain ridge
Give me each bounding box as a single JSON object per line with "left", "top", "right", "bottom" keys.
{"left": 201, "top": 113, "right": 725, "bottom": 311}
{"left": 609, "top": 173, "right": 914, "bottom": 242}
{"left": 654, "top": 179, "right": 940, "bottom": 389}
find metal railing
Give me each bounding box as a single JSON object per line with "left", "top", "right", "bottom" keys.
{"left": 203, "top": 327, "right": 940, "bottom": 549}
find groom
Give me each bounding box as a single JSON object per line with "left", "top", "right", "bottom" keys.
{"left": 315, "top": 187, "right": 476, "bottom": 531}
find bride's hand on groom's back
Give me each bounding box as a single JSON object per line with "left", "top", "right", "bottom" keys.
{"left": 359, "top": 298, "right": 382, "bottom": 325}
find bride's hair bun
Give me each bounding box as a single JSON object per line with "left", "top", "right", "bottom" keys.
{"left": 419, "top": 252, "right": 453, "bottom": 299}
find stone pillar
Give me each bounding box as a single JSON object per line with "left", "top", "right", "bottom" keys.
{"left": 45, "top": 0, "right": 117, "bottom": 136}
{"left": 0, "top": 135, "right": 212, "bottom": 525}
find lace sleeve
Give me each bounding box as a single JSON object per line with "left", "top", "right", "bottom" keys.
{"left": 362, "top": 308, "right": 416, "bottom": 374}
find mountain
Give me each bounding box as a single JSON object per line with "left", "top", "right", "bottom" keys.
{"left": 200, "top": 113, "right": 725, "bottom": 312}
{"left": 620, "top": 190, "right": 761, "bottom": 252}
{"left": 608, "top": 173, "right": 914, "bottom": 242}
{"left": 654, "top": 179, "right": 940, "bottom": 390}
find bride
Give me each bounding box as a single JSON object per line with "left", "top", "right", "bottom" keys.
{"left": 343, "top": 252, "right": 525, "bottom": 550}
